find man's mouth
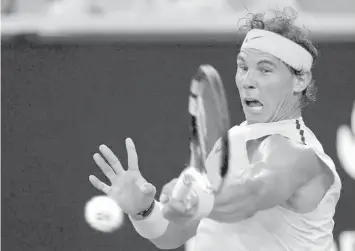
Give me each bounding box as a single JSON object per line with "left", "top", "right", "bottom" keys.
{"left": 244, "top": 98, "right": 263, "bottom": 112}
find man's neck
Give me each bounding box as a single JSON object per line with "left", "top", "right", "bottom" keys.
{"left": 246, "top": 105, "right": 302, "bottom": 125}
{"left": 274, "top": 108, "right": 302, "bottom": 122}
{"left": 271, "top": 100, "right": 302, "bottom": 123}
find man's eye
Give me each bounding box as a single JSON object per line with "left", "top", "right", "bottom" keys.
{"left": 237, "top": 65, "right": 248, "bottom": 72}
{"left": 261, "top": 68, "right": 272, "bottom": 73}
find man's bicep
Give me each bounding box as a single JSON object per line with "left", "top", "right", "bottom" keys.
{"left": 251, "top": 142, "right": 322, "bottom": 212}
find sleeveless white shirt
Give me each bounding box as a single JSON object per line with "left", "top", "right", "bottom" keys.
{"left": 192, "top": 118, "right": 342, "bottom": 251}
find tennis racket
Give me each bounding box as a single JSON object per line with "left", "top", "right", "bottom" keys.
{"left": 172, "top": 65, "right": 230, "bottom": 217}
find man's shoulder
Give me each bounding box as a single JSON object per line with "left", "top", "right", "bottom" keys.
{"left": 265, "top": 134, "right": 311, "bottom": 156}
{"left": 263, "top": 134, "right": 324, "bottom": 175}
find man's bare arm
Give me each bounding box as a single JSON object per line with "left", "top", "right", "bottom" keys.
{"left": 210, "top": 135, "right": 328, "bottom": 222}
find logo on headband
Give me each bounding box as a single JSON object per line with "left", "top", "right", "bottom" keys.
{"left": 244, "top": 36, "right": 263, "bottom": 44}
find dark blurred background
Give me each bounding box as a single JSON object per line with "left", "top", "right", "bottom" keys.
{"left": 2, "top": 1, "right": 355, "bottom": 251}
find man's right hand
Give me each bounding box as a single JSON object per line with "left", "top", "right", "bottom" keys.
{"left": 159, "top": 178, "right": 199, "bottom": 225}
{"left": 89, "top": 138, "right": 156, "bottom": 216}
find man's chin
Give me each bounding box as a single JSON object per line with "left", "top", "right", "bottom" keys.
{"left": 244, "top": 112, "right": 266, "bottom": 125}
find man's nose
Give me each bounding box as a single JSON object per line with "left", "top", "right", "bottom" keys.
{"left": 241, "top": 70, "right": 256, "bottom": 89}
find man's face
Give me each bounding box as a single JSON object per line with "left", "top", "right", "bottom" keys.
{"left": 235, "top": 48, "right": 297, "bottom": 124}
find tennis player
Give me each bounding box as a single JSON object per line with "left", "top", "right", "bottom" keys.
{"left": 89, "top": 9, "right": 341, "bottom": 251}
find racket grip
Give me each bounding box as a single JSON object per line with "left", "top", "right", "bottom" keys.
{"left": 172, "top": 168, "right": 195, "bottom": 200}
{"left": 172, "top": 166, "right": 215, "bottom": 219}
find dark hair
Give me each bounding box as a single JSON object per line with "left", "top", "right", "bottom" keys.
{"left": 238, "top": 7, "right": 318, "bottom": 108}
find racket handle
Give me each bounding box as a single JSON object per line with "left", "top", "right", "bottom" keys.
{"left": 172, "top": 168, "right": 195, "bottom": 200}
{"left": 172, "top": 166, "right": 215, "bottom": 219}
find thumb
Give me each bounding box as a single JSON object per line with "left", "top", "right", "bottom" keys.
{"left": 140, "top": 183, "right": 156, "bottom": 197}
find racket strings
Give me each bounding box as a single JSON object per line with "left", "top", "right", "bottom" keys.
{"left": 189, "top": 96, "right": 207, "bottom": 174}
{"left": 189, "top": 76, "right": 208, "bottom": 166}
{"left": 209, "top": 73, "right": 230, "bottom": 133}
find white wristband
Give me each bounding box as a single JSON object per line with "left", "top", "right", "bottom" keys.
{"left": 129, "top": 201, "right": 169, "bottom": 239}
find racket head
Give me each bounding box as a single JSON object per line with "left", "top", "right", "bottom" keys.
{"left": 188, "top": 64, "right": 230, "bottom": 194}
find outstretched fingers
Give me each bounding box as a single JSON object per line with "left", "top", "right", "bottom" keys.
{"left": 93, "top": 152, "right": 116, "bottom": 182}
{"left": 89, "top": 175, "right": 111, "bottom": 194}
{"left": 126, "top": 138, "right": 140, "bottom": 171}
{"left": 98, "top": 144, "right": 124, "bottom": 175}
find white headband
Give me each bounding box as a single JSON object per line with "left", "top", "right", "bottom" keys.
{"left": 241, "top": 29, "right": 313, "bottom": 72}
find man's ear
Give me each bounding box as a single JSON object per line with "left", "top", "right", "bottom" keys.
{"left": 293, "top": 71, "right": 312, "bottom": 93}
